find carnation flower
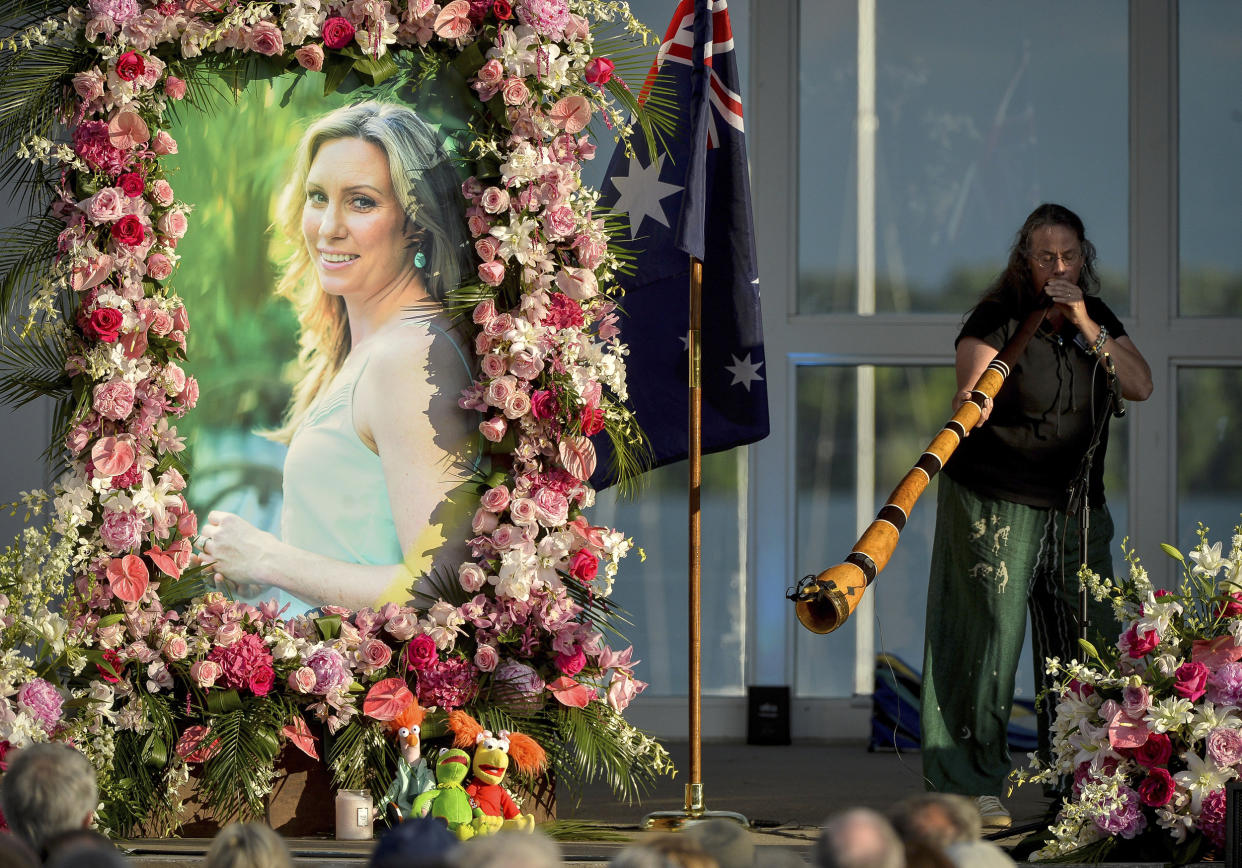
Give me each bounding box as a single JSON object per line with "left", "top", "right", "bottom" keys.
{"left": 1207, "top": 726, "right": 1242, "bottom": 768}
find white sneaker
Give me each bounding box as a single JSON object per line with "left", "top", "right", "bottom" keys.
{"left": 974, "top": 795, "right": 1012, "bottom": 830}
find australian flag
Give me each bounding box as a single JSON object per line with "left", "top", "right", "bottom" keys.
{"left": 592, "top": 0, "right": 768, "bottom": 488}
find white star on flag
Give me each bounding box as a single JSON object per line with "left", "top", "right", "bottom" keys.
{"left": 725, "top": 353, "right": 764, "bottom": 391}
{"left": 610, "top": 153, "right": 683, "bottom": 240}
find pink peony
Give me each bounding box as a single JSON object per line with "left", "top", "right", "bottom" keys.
{"left": 1208, "top": 662, "right": 1242, "bottom": 706}
{"left": 1207, "top": 726, "right": 1242, "bottom": 768}
{"left": 99, "top": 508, "right": 144, "bottom": 552}
{"left": 305, "top": 646, "right": 350, "bottom": 694}
{"left": 16, "top": 679, "right": 63, "bottom": 732}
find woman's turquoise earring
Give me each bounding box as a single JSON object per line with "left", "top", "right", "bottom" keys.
{"left": 414, "top": 251, "right": 427, "bottom": 269}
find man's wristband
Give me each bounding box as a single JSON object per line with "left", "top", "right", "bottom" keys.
{"left": 1088, "top": 325, "right": 1108, "bottom": 357}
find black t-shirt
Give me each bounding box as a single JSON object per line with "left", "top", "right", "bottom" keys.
{"left": 944, "top": 295, "right": 1127, "bottom": 510}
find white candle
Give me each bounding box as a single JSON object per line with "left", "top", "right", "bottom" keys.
{"left": 335, "top": 788, "right": 374, "bottom": 840}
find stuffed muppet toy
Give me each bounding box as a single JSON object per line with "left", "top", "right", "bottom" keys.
{"left": 409, "top": 748, "right": 485, "bottom": 840}
{"left": 378, "top": 699, "right": 435, "bottom": 822}
{"left": 447, "top": 710, "right": 547, "bottom": 833}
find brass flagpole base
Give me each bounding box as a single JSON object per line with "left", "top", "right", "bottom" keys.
{"left": 641, "top": 783, "right": 750, "bottom": 831}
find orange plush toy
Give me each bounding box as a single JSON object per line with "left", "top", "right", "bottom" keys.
{"left": 447, "top": 710, "right": 547, "bottom": 833}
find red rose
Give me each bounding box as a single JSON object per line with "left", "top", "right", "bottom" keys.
{"left": 491, "top": 0, "right": 511, "bottom": 17}
{"left": 111, "top": 214, "right": 146, "bottom": 247}
{"left": 405, "top": 634, "right": 437, "bottom": 671}
{"left": 118, "top": 172, "right": 145, "bottom": 197}
{"left": 1137, "top": 767, "right": 1175, "bottom": 807}
{"left": 569, "top": 549, "right": 599, "bottom": 583}
{"left": 249, "top": 664, "right": 275, "bottom": 696}
{"left": 530, "top": 390, "right": 558, "bottom": 420}
{"left": 584, "top": 57, "right": 615, "bottom": 85}
{"left": 1123, "top": 622, "right": 1159, "bottom": 658}
{"left": 321, "top": 16, "right": 356, "bottom": 49}
{"left": 115, "top": 51, "right": 145, "bottom": 82}
{"left": 86, "top": 307, "right": 123, "bottom": 342}
{"left": 1134, "top": 731, "right": 1172, "bottom": 768}
{"left": 580, "top": 407, "right": 606, "bottom": 436}
{"left": 1173, "top": 660, "right": 1209, "bottom": 702}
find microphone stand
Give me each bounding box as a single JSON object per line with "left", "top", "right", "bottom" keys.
{"left": 1064, "top": 353, "right": 1124, "bottom": 643}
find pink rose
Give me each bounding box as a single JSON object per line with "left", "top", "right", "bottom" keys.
{"left": 151, "top": 130, "right": 178, "bottom": 155}
{"left": 556, "top": 648, "right": 586, "bottom": 676}
{"left": 358, "top": 638, "right": 392, "bottom": 669}
{"left": 569, "top": 549, "right": 599, "bottom": 583}
{"left": 321, "top": 15, "right": 355, "bottom": 49}
{"left": 1122, "top": 684, "right": 1150, "bottom": 718}
{"left": 472, "top": 508, "right": 499, "bottom": 534}
{"left": 246, "top": 20, "right": 284, "bottom": 55}
{"left": 1207, "top": 726, "right": 1242, "bottom": 768}
{"left": 214, "top": 622, "right": 243, "bottom": 646}
{"left": 508, "top": 497, "right": 538, "bottom": 526}
{"left": 491, "top": 523, "right": 521, "bottom": 549}
{"left": 150, "top": 179, "right": 174, "bottom": 207}
{"left": 458, "top": 562, "right": 487, "bottom": 593}
{"left": 508, "top": 350, "right": 542, "bottom": 380}
{"left": 478, "top": 260, "right": 506, "bottom": 286}
{"left": 475, "top": 236, "right": 499, "bottom": 263}
{"left": 383, "top": 612, "right": 419, "bottom": 641}
{"left": 93, "top": 379, "right": 135, "bottom": 420}
{"left": 474, "top": 643, "right": 499, "bottom": 672}
{"left": 171, "top": 304, "right": 189, "bottom": 332}
{"left": 1174, "top": 660, "right": 1209, "bottom": 702}
{"left": 158, "top": 210, "right": 188, "bottom": 238}
{"left": 504, "top": 390, "right": 531, "bottom": 419}
{"left": 162, "top": 635, "right": 189, "bottom": 661}
{"left": 485, "top": 375, "right": 515, "bottom": 408}
{"left": 574, "top": 234, "right": 606, "bottom": 269}
{"left": 483, "top": 312, "right": 514, "bottom": 339}
{"left": 163, "top": 75, "right": 186, "bottom": 99}
{"left": 91, "top": 434, "right": 137, "bottom": 477}
{"left": 480, "top": 186, "right": 510, "bottom": 214}
{"left": 73, "top": 69, "right": 105, "bottom": 102}
{"left": 501, "top": 77, "right": 530, "bottom": 106}
{"left": 288, "top": 666, "right": 317, "bottom": 693}
{"left": 564, "top": 12, "right": 589, "bottom": 41}
{"left": 248, "top": 664, "right": 275, "bottom": 696}
{"left": 81, "top": 187, "right": 127, "bottom": 223}
{"left": 480, "top": 485, "right": 511, "bottom": 513}
{"left": 145, "top": 252, "right": 173, "bottom": 280}
{"left": 163, "top": 362, "right": 187, "bottom": 396}
{"left": 585, "top": 57, "right": 615, "bottom": 85}
{"left": 480, "top": 353, "right": 507, "bottom": 379}
{"left": 479, "top": 415, "right": 507, "bottom": 443}
{"left": 467, "top": 210, "right": 489, "bottom": 237}
{"left": 472, "top": 299, "right": 497, "bottom": 325}
{"left": 295, "top": 44, "right": 324, "bottom": 71}
{"left": 606, "top": 671, "right": 645, "bottom": 712}
{"left": 149, "top": 309, "right": 173, "bottom": 335}
{"left": 477, "top": 58, "right": 504, "bottom": 86}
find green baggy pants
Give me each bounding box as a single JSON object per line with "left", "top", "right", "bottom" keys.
{"left": 920, "top": 474, "right": 1117, "bottom": 796}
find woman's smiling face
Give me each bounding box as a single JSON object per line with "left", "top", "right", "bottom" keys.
{"left": 302, "top": 136, "right": 417, "bottom": 300}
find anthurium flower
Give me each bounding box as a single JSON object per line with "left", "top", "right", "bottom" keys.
{"left": 282, "top": 716, "right": 320, "bottom": 759}
{"left": 550, "top": 94, "right": 591, "bottom": 134}
{"left": 106, "top": 554, "right": 149, "bottom": 602}
{"left": 434, "top": 0, "right": 471, "bottom": 38}
{"left": 547, "top": 676, "right": 595, "bottom": 708}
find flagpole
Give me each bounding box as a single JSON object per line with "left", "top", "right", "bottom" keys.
{"left": 643, "top": 255, "right": 747, "bottom": 831}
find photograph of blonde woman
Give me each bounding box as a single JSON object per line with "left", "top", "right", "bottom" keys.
{"left": 196, "top": 101, "right": 478, "bottom": 614}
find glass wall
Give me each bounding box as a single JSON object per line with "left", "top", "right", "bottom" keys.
{"left": 1177, "top": 367, "right": 1242, "bottom": 553}
{"left": 797, "top": 0, "right": 1129, "bottom": 316}
{"left": 1178, "top": 1, "right": 1242, "bottom": 317}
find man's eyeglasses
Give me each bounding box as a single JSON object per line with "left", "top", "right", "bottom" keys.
{"left": 1030, "top": 250, "right": 1082, "bottom": 270}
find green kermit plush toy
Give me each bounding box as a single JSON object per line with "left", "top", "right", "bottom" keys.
{"left": 409, "top": 748, "right": 486, "bottom": 840}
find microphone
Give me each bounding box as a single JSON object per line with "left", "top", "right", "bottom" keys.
{"left": 1104, "top": 353, "right": 1125, "bottom": 418}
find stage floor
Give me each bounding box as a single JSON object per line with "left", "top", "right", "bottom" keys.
{"left": 119, "top": 740, "right": 1054, "bottom": 866}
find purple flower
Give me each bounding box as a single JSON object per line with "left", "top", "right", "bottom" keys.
{"left": 1200, "top": 787, "right": 1228, "bottom": 849}
{"left": 305, "top": 647, "right": 350, "bottom": 695}
{"left": 1206, "top": 662, "right": 1242, "bottom": 706}
{"left": 1207, "top": 727, "right": 1242, "bottom": 769}
{"left": 1092, "top": 785, "right": 1147, "bottom": 839}
{"left": 16, "top": 679, "right": 64, "bottom": 733}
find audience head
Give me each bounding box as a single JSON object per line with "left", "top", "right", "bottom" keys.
{"left": 370, "top": 817, "right": 459, "bottom": 868}
{"left": 0, "top": 743, "right": 97, "bottom": 858}
{"left": 888, "top": 794, "right": 980, "bottom": 849}
{"left": 450, "top": 830, "right": 560, "bottom": 868}
{"left": 682, "top": 819, "right": 753, "bottom": 868}
{"left": 0, "top": 835, "right": 39, "bottom": 868}
{"left": 610, "top": 834, "right": 718, "bottom": 868}
{"left": 43, "top": 830, "right": 129, "bottom": 868}
{"left": 903, "top": 841, "right": 954, "bottom": 868}
{"left": 814, "top": 808, "right": 904, "bottom": 868}
{"left": 205, "top": 822, "right": 292, "bottom": 868}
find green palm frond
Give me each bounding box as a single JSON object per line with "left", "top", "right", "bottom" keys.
{"left": 0, "top": 41, "right": 89, "bottom": 185}
{"left": 157, "top": 565, "right": 213, "bottom": 608}
{"left": 538, "top": 820, "right": 630, "bottom": 842}
{"left": 590, "top": 21, "right": 679, "bottom": 154}
{"left": 0, "top": 0, "right": 68, "bottom": 33}
{"left": 0, "top": 328, "right": 71, "bottom": 408}
{"left": 553, "top": 704, "right": 664, "bottom": 803}
{"left": 327, "top": 718, "right": 399, "bottom": 797}
{"left": 198, "top": 698, "right": 287, "bottom": 822}
{"left": 0, "top": 212, "right": 60, "bottom": 323}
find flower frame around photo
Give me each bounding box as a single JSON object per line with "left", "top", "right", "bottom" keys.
{"left": 0, "top": 0, "right": 677, "bottom": 835}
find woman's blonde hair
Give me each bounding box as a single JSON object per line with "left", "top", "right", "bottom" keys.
{"left": 205, "top": 822, "right": 292, "bottom": 868}
{"left": 269, "top": 101, "right": 467, "bottom": 442}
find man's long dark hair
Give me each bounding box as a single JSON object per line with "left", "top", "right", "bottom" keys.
{"left": 973, "top": 203, "right": 1101, "bottom": 317}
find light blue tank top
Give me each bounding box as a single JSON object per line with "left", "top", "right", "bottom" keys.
{"left": 276, "top": 319, "right": 478, "bottom": 615}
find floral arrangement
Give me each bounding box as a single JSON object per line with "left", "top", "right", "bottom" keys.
{"left": 0, "top": 0, "right": 676, "bottom": 835}
{"left": 1012, "top": 523, "right": 1242, "bottom": 863}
